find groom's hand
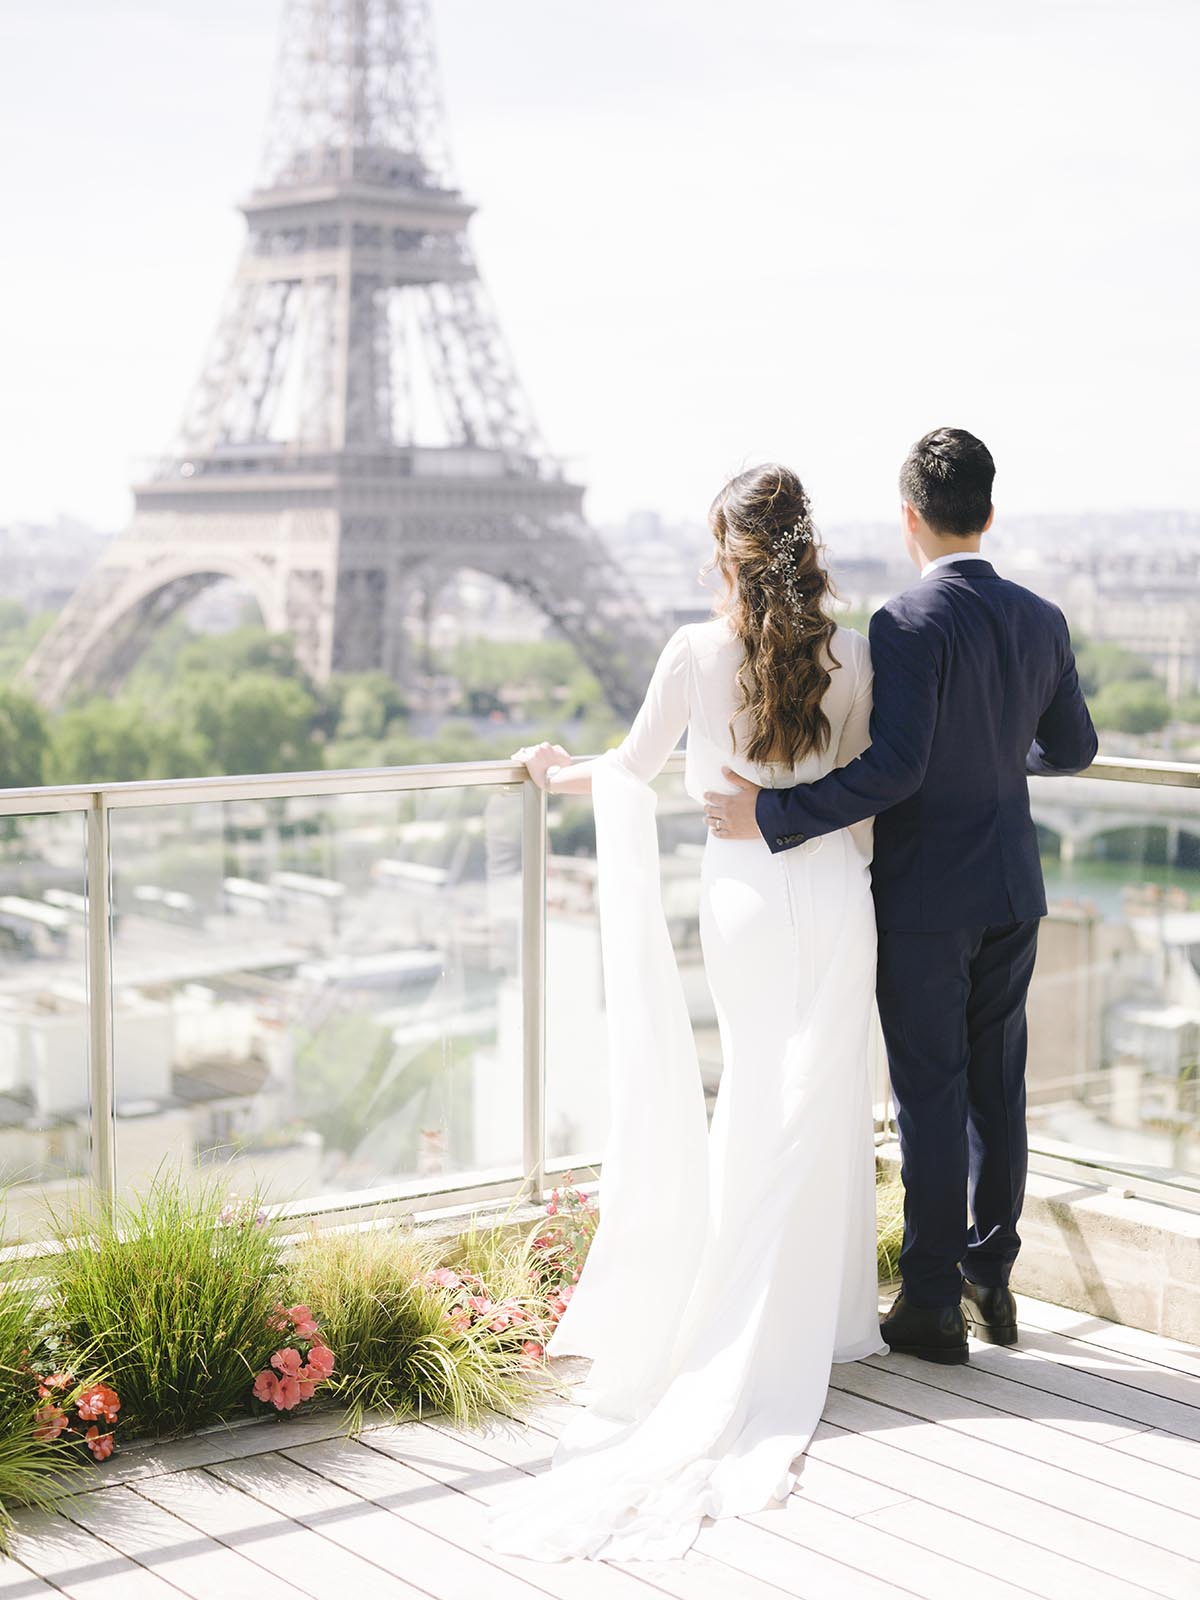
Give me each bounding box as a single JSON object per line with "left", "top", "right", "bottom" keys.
{"left": 704, "top": 769, "right": 763, "bottom": 840}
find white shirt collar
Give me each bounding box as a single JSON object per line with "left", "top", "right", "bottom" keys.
{"left": 920, "top": 551, "right": 991, "bottom": 580}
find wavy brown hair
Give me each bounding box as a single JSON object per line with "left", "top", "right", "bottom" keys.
{"left": 707, "top": 463, "right": 840, "bottom": 766}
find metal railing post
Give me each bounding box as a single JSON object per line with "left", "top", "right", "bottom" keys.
{"left": 520, "top": 778, "right": 548, "bottom": 1202}
{"left": 84, "top": 793, "right": 117, "bottom": 1212}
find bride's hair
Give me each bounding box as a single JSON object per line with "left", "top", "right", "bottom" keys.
{"left": 707, "top": 463, "right": 840, "bottom": 767}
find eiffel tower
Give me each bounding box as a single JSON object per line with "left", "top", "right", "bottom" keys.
{"left": 24, "top": 0, "right": 657, "bottom": 717}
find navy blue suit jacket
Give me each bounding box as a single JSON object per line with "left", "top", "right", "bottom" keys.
{"left": 755, "top": 558, "right": 1098, "bottom": 932}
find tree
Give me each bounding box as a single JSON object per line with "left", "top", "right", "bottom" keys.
{"left": 170, "top": 672, "right": 321, "bottom": 776}
{"left": 0, "top": 686, "right": 49, "bottom": 788}
{"left": 1074, "top": 639, "right": 1154, "bottom": 697}
{"left": 46, "top": 700, "right": 152, "bottom": 784}
{"left": 331, "top": 672, "right": 410, "bottom": 741}
{"left": 1089, "top": 678, "right": 1170, "bottom": 735}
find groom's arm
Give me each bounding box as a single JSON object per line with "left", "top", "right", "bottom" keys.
{"left": 755, "top": 604, "right": 941, "bottom": 854}
{"left": 1025, "top": 610, "right": 1098, "bottom": 777}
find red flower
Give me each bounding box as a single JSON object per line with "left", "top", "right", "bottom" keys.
{"left": 33, "top": 1404, "right": 68, "bottom": 1442}
{"left": 76, "top": 1383, "right": 121, "bottom": 1425}
{"left": 84, "top": 1425, "right": 114, "bottom": 1461}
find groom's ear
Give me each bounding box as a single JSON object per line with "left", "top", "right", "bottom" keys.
{"left": 902, "top": 500, "right": 922, "bottom": 536}
{"left": 982, "top": 504, "right": 995, "bottom": 534}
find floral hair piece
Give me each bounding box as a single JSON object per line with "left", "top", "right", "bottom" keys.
{"left": 767, "top": 517, "right": 814, "bottom": 615}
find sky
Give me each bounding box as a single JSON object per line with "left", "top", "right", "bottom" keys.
{"left": 1, "top": 0, "right": 1197, "bottom": 535}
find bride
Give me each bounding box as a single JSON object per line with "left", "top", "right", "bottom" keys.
{"left": 483, "top": 462, "right": 886, "bottom": 1563}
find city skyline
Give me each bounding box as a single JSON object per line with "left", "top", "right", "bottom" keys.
{"left": 2, "top": 0, "right": 1198, "bottom": 535}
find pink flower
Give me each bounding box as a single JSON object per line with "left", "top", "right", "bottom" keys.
{"left": 84, "top": 1425, "right": 114, "bottom": 1460}
{"left": 286, "top": 1305, "right": 319, "bottom": 1339}
{"left": 305, "top": 1342, "right": 335, "bottom": 1381}
{"left": 33, "top": 1404, "right": 68, "bottom": 1441}
{"left": 424, "top": 1267, "right": 462, "bottom": 1290}
{"left": 545, "top": 1198, "right": 558, "bottom": 1216}
{"left": 75, "top": 1383, "right": 120, "bottom": 1424}
{"left": 271, "top": 1346, "right": 303, "bottom": 1378}
{"left": 297, "top": 1380, "right": 317, "bottom": 1402}
{"left": 252, "top": 1369, "right": 280, "bottom": 1404}
{"left": 520, "top": 1340, "right": 544, "bottom": 1367}
{"left": 467, "top": 1294, "right": 494, "bottom": 1318}
{"left": 266, "top": 1302, "right": 290, "bottom": 1333}
{"left": 36, "top": 1371, "right": 71, "bottom": 1397}
{"left": 274, "top": 1376, "right": 302, "bottom": 1410}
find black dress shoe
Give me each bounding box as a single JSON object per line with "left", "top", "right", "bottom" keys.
{"left": 880, "top": 1292, "right": 968, "bottom": 1365}
{"left": 962, "top": 1281, "right": 1018, "bottom": 1346}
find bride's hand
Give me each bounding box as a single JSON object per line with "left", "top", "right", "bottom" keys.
{"left": 513, "top": 740, "right": 573, "bottom": 790}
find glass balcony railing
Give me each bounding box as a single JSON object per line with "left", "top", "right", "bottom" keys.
{"left": 0, "top": 753, "right": 1196, "bottom": 1247}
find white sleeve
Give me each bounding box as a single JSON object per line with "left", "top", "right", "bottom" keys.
{"left": 611, "top": 626, "right": 692, "bottom": 783}
{"left": 835, "top": 636, "right": 875, "bottom": 861}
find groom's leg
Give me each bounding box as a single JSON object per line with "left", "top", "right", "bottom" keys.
{"left": 876, "top": 926, "right": 976, "bottom": 1308}
{"left": 963, "top": 918, "right": 1041, "bottom": 1288}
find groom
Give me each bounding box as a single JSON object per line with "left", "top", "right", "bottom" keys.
{"left": 704, "top": 427, "right": 1098, "bottom": 1363}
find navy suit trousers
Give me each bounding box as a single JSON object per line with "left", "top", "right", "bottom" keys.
{"left": 876, "top": 918, "right": 1041, "bottom": 1307}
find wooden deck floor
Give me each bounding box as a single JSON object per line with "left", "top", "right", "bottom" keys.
{"left": 2, "top": 1294, "right": 1198, "bottom": 1600}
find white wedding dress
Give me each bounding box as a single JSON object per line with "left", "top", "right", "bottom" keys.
{"left": 483, "top": 616, "right": 886, "bottom": 1563}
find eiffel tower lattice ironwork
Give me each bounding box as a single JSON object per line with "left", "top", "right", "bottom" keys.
{"left": 24, "top": 0, "right": 658, "bottom": 716}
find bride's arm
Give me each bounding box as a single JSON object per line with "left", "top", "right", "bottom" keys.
{"left": 517, "top": 627, "right": 692, "bottom": 795}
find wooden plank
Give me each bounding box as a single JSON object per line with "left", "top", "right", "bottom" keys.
{"left": 58, "top": 1483, "right": 302, "bottom": 1600}
{"left": 819, "top": 1392, "right": 1200, "bottom": 1598}
{"left": 0, "top": 1553, "right": 58, "bottom": 1600}
{"left": 0, "top": 1536, "right": 120, "bottom": 1600}
{"left": 861, "top": 1348, "right": 1148, "bottom": 1443}
{"left": 833, "top": 1360, "right": 1200, "bottom": 1520}
{"left": 1017, "top": 1297, "right": 1200, "bottom": 1383}
{"left": 981, "top": 1326, "right": 1200, "bottom": 1417}
{"left": 965, "top": 1338, "right": 1200, "bottom": 1441}
{"left": 289, "top": 1434, "right": 687, "bottom": 1599}
{"left": 136, "top": 1465, "right": 421, "bottom": 1598}
{"left": 1110, "top": 1428, "right": 1200, "bottom": 1481}
{"left": 738, "top": 1493, "right": 1040, "bottom": 1600}
{"left": 422, "top": 1409, "right": 995, "bottom": 1600}
{"left": 472, "top": 1406, "right": 914, "bottom": 1522}
{"left": 50, "top": 1409, "right": 355, "bottom": 1497}
{"left": 860, "top": 1496, "right": 1165, "bottom": 1600}
{"left": 809, "top": 1421, "right": 1172, "bottom": 1600}
{"left": 212, "top": 1444, "right": 567, "bottom": 1600}
{"left": 489, "top": 1405, "right": 1120, "bottom": 1600}
{"left": 694, "top": 1513, "right": 935, "bottom": 1600}
{"left": 368, "top": 1418, "right": 816, "bottom": 1600}
{"left": 3, "top": 1506, "right": 181, "bottom": 1599}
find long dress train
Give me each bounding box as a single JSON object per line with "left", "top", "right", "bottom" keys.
{"left": 483, "top": 621, "right": 885, "bottom": 1562}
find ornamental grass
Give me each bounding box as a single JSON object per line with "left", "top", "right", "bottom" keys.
{"left": 876, "top": 1164, "right": 905, "bottom": 1283}
{"left": 287, "top": 1221, "right": 541, "bottom": 1433}
{"left": 0, "top": 1233, "right": 89, "bottom": 1546}
{"left": 45, "top": 1172, "right": 290, "bottom": 1439}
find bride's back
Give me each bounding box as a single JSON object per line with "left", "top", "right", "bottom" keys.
{"left": 682, "top": 616, "right": 873, "bottom": 803}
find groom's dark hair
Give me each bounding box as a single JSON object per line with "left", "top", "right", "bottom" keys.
{"left": 900, "top": 427, "right": 995, "bottom": 537}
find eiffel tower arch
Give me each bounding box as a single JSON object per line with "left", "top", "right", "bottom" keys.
{"left": 23, "top": 0, "right": 658, "bottom": 718}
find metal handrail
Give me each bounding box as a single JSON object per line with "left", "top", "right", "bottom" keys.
{"left": 0, "top": 750, "right": 1197, "bottom": 1235}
